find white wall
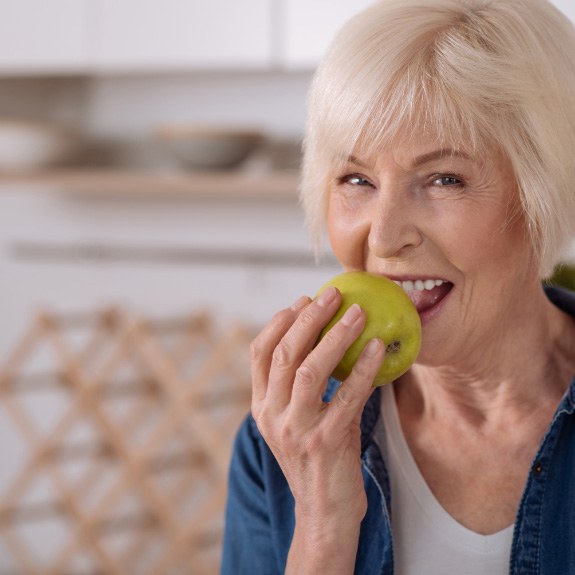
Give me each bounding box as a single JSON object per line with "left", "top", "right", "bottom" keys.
{"left": 85, "top": 71, "right": 312, "bottom": 139}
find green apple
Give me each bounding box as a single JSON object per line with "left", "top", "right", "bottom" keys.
{"left": 316, "top": 271, "right": 421, "bottom": 386}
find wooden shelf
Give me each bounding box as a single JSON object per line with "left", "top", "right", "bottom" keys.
{"left": 0, "top": 168, "right": 300, "bottom": 200}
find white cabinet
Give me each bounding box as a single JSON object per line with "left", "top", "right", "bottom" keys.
{"left": 93, "top": 0, "right": 273, "bottom": 71}
{"left": 1, "top": 0, "right": 572, "bottom": 76}
{"left": 0, "top": 0, "right": 373, "bottom": 74}
{"left": 0, "top": 0, "right": 273, "bottom": 74}
{"left": 0, "top": 0, "right": 88, "bottom": 73}
{"left": 281, "top": 0, "right": 375, "bottom": 69}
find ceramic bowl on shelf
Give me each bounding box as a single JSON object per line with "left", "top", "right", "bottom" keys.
{"left": 155, "top": 125, "right": 265, "bottom": 171}
{"left": 0, "top": 119, "right": 79, "bottom": 172}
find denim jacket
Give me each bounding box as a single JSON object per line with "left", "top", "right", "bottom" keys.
{"left": 222, "top": 287, "right": 575, "bottom": 574}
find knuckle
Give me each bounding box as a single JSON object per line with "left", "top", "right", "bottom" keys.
{"left": 272, "top": 341, "right": 292, "bottom": 369}
{"left": 351, "top": 359, "right": 371, "bottom": 379}
{"left": 302, "top": 428, "right": 327, "bottom": 455}
{"left": 272, "top": 307, "right": 295, "bottom": 328}
{"left": 249, "top": 338, "right": 263, "bottom": 362}
{"left": 298, "top": 310, "right": 316, "bottom": 329}
{"left": 363, "top": 364, "right": 382, "bottom": 384}
{"left": 352, "top": 350, "right": 380, "bottom": 379}
{"left": 320, "top": 327, "right": 340, "bottom": 349}
{"left": 264, "top": 309, "right": 294, "bottom": 340}
{"left": 250, "top": 307, "right": 293, "bottom": 362}
{"left": 275, "top": 307, "right": 291, "bottom": 322}
{"left": 278, "top": 421, "right": 296, "bottom": 446}
{"left": 294, "top": 363, "right": 318, "bottom": 386}
{"left": 335, "top": 384, "right": 359, "bottom": 409}
{"left": 254, "top": 405, "right": 273, "bottom": 435}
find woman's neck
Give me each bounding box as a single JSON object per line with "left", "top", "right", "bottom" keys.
{"left": 398, "top": 289, "right": 575, "bottom": 430}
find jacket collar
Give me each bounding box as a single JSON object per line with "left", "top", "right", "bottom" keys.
{"left": 544, "top": 285, "right": 575, "bottom": 414}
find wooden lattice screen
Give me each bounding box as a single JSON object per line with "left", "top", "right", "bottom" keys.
{"left": 0, "top": 308, "right": 254, "bottom": 575}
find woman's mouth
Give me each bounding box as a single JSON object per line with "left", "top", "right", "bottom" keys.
{"left": 393, "top": 279, "right": 453, "bottom": 315}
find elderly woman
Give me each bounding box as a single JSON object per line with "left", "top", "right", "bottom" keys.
{"left": 222, "top": 0, "right": 575, "bottom": 573}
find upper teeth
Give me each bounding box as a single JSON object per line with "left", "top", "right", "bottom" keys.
{"left": 394, "top": 279, "right": 445, "bottom": 292}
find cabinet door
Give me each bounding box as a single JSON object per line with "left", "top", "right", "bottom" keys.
{"left": 0, "top": 0, "right": 87, "bottom": 73}
{"left": 94, "top": 0, "right": 273, "bottom": 71}
{"left": 282, "top": 0, "right": 375, "bottom": 69}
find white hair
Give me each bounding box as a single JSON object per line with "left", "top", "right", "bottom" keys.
{"left": 300, "top": 0, "right": 575, "bottom": 277}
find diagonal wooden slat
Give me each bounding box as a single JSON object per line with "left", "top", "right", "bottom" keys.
{"left": 0, "top": 307, "right": 253, "bottom": 574}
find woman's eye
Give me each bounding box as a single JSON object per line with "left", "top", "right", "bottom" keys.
{"left": 432, "top": 174, "right": 463, "bottom": 187}
{"left": 339, "top": 173, "right": 374, "bottom": 188}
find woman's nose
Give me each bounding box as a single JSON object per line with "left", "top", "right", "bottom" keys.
{"left": 367, "top": 190, "right": 423, "bottom": 259}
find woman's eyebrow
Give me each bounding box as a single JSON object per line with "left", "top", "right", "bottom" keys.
{"left": 346, "top": 149, "right": 471, "bottom": 168}
{"left": 412, "top": 148, "right": 471, "bottom": 166}
{"left": 346, "top": 155, "right": 369, "bottom": 167}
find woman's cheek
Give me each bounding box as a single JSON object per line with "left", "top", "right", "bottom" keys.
{"left": 327, "top": 198, "right": 370, "bottom": 270}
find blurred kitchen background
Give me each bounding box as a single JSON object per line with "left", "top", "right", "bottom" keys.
{"left": 1, "top": 1, "right": 574, "bottom": 574}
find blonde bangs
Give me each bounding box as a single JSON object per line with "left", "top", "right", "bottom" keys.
{"left": 301, "top": 11, "right": 502, "bottom": 249}
{"left": 301, "top": 0, "right": 575, "bottom": 275}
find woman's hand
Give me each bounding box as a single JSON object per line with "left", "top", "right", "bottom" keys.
{"left": 250, "top": 286, "right": 385, "bottom": 574}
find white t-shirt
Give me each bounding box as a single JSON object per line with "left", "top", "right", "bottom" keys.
{"left": 375, "top": 384, "right": 514, "bottom": 575}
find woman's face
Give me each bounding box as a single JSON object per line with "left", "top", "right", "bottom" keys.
{"left": 327, "top": 134, "right": 539, "bottom": 369}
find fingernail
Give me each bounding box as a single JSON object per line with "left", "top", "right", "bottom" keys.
{"left": 341, "top": 303, "right": 362, "bottom": 326}
{"left": 364, "top": 338, "right": 383, "bottom": 357}
{"left": 291, "top": 295, "right": 310, "bottom": 311}
{"left": 317, "top": 286, "right": 338, "bottom": 308}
